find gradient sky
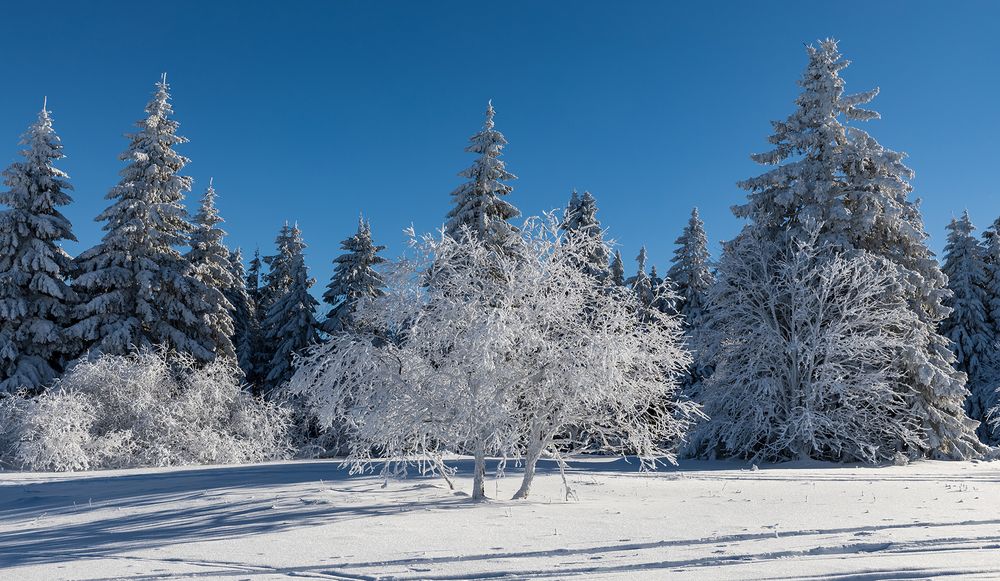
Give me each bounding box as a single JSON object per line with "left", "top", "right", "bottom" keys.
{"left": 0, "top": 1, "right": 997, "bottom": 285}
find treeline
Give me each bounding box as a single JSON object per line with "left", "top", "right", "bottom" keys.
{"left": 0, "top": 40, "right": 998, "bottom": 482}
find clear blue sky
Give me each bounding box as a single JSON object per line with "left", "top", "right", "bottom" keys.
{"left": 0, "top": 1, "right": 997, "bottom": 284}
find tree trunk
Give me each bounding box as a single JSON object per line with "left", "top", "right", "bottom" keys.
{"left": 512, "top": 440, "right": 543, "bottom": 500}
{"left": 471, "top": 441, "right": 487, "bottom": 501}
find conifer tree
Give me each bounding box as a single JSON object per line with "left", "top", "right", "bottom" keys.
{"left": 70, "top": 76, "right": 216, "bottom": 362}
{"left": 0, "top": 103, "right": 78, "bottom": 392}
{"left": 263, "top": 224, "right": 318, "bottom": 392}
{"left": 940, "top": 212, "right": 995, "bottom": 440}
{"left": 445, "top": 101, "right": 520, "bottom": 253}
{"left": 667, "top": 208, "right": 715, "bottom": 386}
{"left": 322, "top": 217, "right": 386, "bottom": 335}
{"left": 243, "top": 248, "right": 268, "bottom": 392}
{"left": 226, "top": 248, "right": 256, "bottom": 379}
{"left": 627, "top": 247, "right": 654, "bottom": 307}
{"left": 704, "top": 40, "right": 982, "bottom": 459}
{"left": 560, "top": 190, "right": 609, "bottom": 279}
{"left": 610, "top": 250, "right": 626, "bottom": 287}
{"left": 186, "top": 181, "right": 236, "bottom": 362}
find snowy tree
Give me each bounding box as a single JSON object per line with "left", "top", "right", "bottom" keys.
{"left": 731, "top": 39, "right": 982, "bottom": 459}
{"left": 560, "top": 190, "right": 610, "bottom": 279}
{"left": 289, "top": 217, "right": 698, "bottom": 501}
{"left": 186, "top": 181, "right": 236, "bottom": 362}
{"left": 263, "top": 224, "right": 319, "bottom": 392}
{"left": 321, "top": 217, "right": 386, "bottom": 335}
{"left": 0, "top": 103, "right": 78, "bottom": 392}
{"left": 226, "top": 249, "right": 257, "bottom": 381}
{"left": 609, "top": 250, "right": 626, "bottom": 287}
{"left": 445, "top": 101, "right": 520, "bottom": 254}
{"left": 940, "top": 213, "right": 996, "bottom": 441}
{"left": 243, "top": 248, "right": 268, "bottom": 390}
{"left": 667, "top": 208, "right": 715, "bottom": 386}
{"left": 70, "top": 76, "right": 217, "bottom": 363}
{"left": 627, "top": 247, "right": 655, "bottom": 309}
{"left": 690, "top": 228, "right": 926, "bottom": 463}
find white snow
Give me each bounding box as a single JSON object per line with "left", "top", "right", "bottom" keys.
{"left": 2, "top": 457, "right": 998, "bottom": 580}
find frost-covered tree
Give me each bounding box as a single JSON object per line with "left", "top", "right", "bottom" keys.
{"left": 70, "top": 76, "right": 216, "bottom": 362}
{"left": 560, "top": 190, "right": 609, "bottom": 279}
{"left": 668, "top": 208, "right": 713, "bottom": 326}
{"left": 0, "top": 104, "right": 78, "bottom": 392}
{"left": 321, "top": 217, "right": 386, "bottom": 335}
{"left": 667, "top": 208, "right": 715, "bottom": 386}
{"left": 690, "top": 228, "right": 926, "bottom": 463}
{"left": 263, "top": 225, "right": 319, "bottom": 392}
{"left": 627, "top": 247, "right": 654, "bottom": 308}
{"left": 289, "top": 217, "right": 698, "bottom": 501}
{"left": 186, "top": 181, "right": 236, "bottom": 362}
{"left": 226, "top": 249, "right": 256, "bottom": 380}
{"left": 731, "top": 39, "right": 982, "bottom": 459}
{"left": 940, "top": 213, "right": 995, "bottom": 438}
{"left": 243, "top": 248, "right": 268, "bottom": 390}
{"left": 445, "top": 101, "right": 520, "bottom": 254}
{"left": 609, "top": 250, "right": 626, "bottom": 287}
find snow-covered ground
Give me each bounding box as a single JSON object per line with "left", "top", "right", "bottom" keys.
{"left": 1, "top": 457, "right": 999, "bottom": 580}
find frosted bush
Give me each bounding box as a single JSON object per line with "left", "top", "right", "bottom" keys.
{"left": 0, "top": 350, "right": 291, "bottom": 471}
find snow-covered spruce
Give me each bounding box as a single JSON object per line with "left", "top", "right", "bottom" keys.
{"left": 226, "top": 248, "right": 257, "bottom": 380}
{"left": 689, "top": 227, "right": 926, "bottom": 463}
{"left": 730, "top": 39, "right": 982, "bottom": 459}
{"left": 0, "top": 350, "right": 290, "bottom": 472}
{"left": 560, "top": 190, "right": 610, "bottom": 279}
{"left": 69, "top": 77, "right": 219, "bottom": 363}
{"left": 242, "top": 249, "right": 269, "bottom": 391}
{"left": 667, "top": 208, "right": 715, "bottom": 389}
{"left": 445, "top": 101, "right": 520, "bottom": 255}
{"left": 321, "top": 217, "right": 386, "bottom": 335}
{"left": 289, "top": 216, "right": 699, "bottom": 501}
{"left": 186, "top": 182, "right": 236, "bottom": 362}
{"left": 263, "top": 224, "right": 319, "bottom": 393}
{"left": 0, "top": 104, "right": 78, "bottom": 393}
{"left": 609, "top": 249, "right": 626, "bottom": 287}
{"left": 940, "top": 212, "right": 994, "bottom": 434}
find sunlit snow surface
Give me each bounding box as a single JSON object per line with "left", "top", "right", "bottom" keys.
{"left": 1, "top": 457, "right": 998, "bottom": 579}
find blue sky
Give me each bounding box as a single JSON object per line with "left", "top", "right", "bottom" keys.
{"left": 0, "top": 1, "right": 997, "bottom": 284}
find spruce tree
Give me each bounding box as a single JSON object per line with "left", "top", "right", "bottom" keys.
{"left": 609, "top": 250, "right": 626, "bottom": 287}
{"left": 560, "top": 190, "right": 610, "bottom": 279}
{"left": 243, "top": 248, "right": 268, "bottom": 392}
{"left": 707, "top": 39, "right": 982, "bottom": 459}
{"left": 940, "top": 213, "right": 995, "bottom": 441}
{"left": 445, "top": 101, "right": 520, "bottom": 253}
{"left": 627, "top": 247, "right": 654, "bottom": 307}
{"left": 263, "top": 224, "right": 319, "bottom": 392}
{"left": 321, "top": 217, "right": 386, "bottom": 335}
{"left": 0, "top": 103, "right": 78, "bottom": 392}
{"left": 226, "top": 248, "right": 257, "bottom": 381}
{"left": 186, "top": 181, "right": 236, "bottom": 362}
{"left": 71, "top": 76, "right": 216, "bottom": 362}
{"left": 667, "top": 208, "right": 715, "bottom": 386}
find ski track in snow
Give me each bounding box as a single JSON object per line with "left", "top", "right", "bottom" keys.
{"left": 1, "top": 458, "right": 998, "bottom": 580}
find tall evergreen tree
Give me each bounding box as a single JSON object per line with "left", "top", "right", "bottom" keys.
{"left": 940, "top": 212, "right": 995, "bottom": 441}
{"left": 321, "top": 217, "right": 386, "bottom": 335}
{"left": 609, "top": 250, "right": 626, "bottom": 287}
{"left": 186, "top": 181, "right": 236, "bottom": 362}
{"left": 263, "top": 224, "right": 319, "bottom": 392}
{"left": 0, "top": 103, "right": 78, "bottom": 392}
{"left": 70, "top": 76, "right": 216, "bottom": 362}
{"left": 225, "top": 248, "right": 256, "bottom": 381}
{"left": 705, "top": 39, "right": 982, "bottom": 459}
{"left": 627, "top": 247, "right": 654, "bottom": 307}
{"left": 560, "top": 190, "right": 610, "bottom": 279}
{"left": 445, "top": 101, "right": 520, "bottom": 252}
{"left": 667, "top": 208, "right": 715, "bottom": 386}
{"left": 243, "top": 248, "right": 268, "bottom": 392}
